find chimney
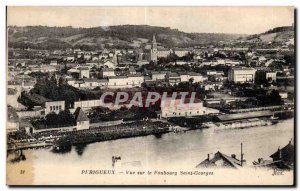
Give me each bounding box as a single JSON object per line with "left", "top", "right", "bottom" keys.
{"left": 231, "top": 154, "right": 236, "bottom": 159}
{"left": 207, "top": 154, "right": 210, "bottom": 161}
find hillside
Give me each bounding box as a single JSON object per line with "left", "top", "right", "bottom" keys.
{"left": 245, "top": 26, "right": 294, "bottom": 44}
{"left": 8, "top": 25, "right": 247, "bottom": 50}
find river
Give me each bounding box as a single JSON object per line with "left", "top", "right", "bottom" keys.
{"left": 7, "top": 118, "right": 294, "bottom": 185}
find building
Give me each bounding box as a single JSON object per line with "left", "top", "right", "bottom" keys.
{"left": 74, "top": 107, "right": 90, "bottom": 130}
{"left": 128, "top": 67, "right": 136, "bottom": 75}
{"left": 150, "top": 35, "right": 172, "bottom": 61}
{"left": 67, "top": 78, "right": 108, "bottom": 89}
{"left": 7, "top": 106, "right": 20, "bottom": 133}
{"left": 196, "top": 151, "right": 245, "bottom": 169}
{"left": 150, "top": 71, "right": 168, "bottom": 81}
{"left": 253, "top": 140, "right": 294, "bottom": 170}
{"left": 50, "top": 60, "right": 58, "bottom": 66}
{"left": 165, "top": 72, "right": 181, "bottom": 85}
{"left": 107, "top": 74, "right": 144, "bottom": 89}
{"left": 103, "top": 60, "right": 116, "bottom": 69}
{"left": 158, "top": 98, "right": 219, "bottom": 118}
{"left": 100, "top": 68, "right": 115, "bottom": 78}
{"left": 150, "top": 35, "right": 158, "bottom": 62}
{"left": 79, "top": 67, "right": 90, "bottom": 78}
{"left": 228, "top": 67, "right": 256, "bottom": 83}
{"left": 270, "top": 140, "right": 294, "bottom": 167}
{"left": 174, "top": 49, "right": 189, "bottom": 57}
{"left": 279, "top": 91, "right": 288, "bottom": 99}
{"left": 44, "top": 101, "right": 65, "bottom": 115}
{"left": 255, "top": 67, "right": 277, "bottom": 84}
{"left": 179, "top": 72, "right": 204, "bottom": 83}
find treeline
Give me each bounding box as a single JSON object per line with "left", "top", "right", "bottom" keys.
{"left": 32, "top": 110, "right": 76, "bottom": 129}
{"left": 8, "top": 25, "right": 246, "bottom": 50}
{"left": 30, "top": 75, "right": 96, "bottom": 108}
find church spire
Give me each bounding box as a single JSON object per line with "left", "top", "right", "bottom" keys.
{"left": 153, "top": 34, "right": 156, "bottom": 44}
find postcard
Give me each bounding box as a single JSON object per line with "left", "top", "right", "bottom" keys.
{"left": 6, "top": 6, "right": 295, "bottom": 186}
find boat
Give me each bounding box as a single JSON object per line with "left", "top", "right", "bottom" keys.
{"left": 52, "top": 138, "right": 72, "bottom": 153}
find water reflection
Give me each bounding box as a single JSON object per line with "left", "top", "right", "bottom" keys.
{"left": 8, "top": 149, "right": 26, "bottom": 163}
{"left": 74, "top": 143, "right": 88, "bottom": 156}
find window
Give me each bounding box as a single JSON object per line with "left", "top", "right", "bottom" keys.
{"left": 90, "top": 83, "right": 92, "bottom": 87}
{"left": 59, "top": 106, "right": 62, "bottom": 110}
{"left": 50, "top": 106, "right": 52, "bottom": 111}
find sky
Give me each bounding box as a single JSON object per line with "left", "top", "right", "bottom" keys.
{"left": 7, "top": 6, "right": 294, "bottom": 34}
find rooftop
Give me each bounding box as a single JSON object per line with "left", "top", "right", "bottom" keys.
{"left": 216, "top": 110, "right": 273, "bottom": 121}
{"left": 74, "top": 107, "right": 89, "bottom": 122}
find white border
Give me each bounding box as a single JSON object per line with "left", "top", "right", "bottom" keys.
{"left": 0, "top": 0, "right": 299, "bottom": 190}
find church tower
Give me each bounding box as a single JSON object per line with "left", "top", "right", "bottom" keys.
{"left": 150, "top": 35, "right": 158, "bottom": 62}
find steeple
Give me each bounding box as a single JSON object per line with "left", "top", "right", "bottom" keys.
{"left": 153, "top": 34, "right": 156, "bottom": 44}
{"left": 152, "top": 34, "right": 157, "bottom": 49}
{"left": 151, "top": 34, "right": 158, "bottom": 62}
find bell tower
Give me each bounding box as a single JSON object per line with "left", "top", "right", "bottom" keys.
{"left": 151, "top": 34, "right": 158, "bottom": 62}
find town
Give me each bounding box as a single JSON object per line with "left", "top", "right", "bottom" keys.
{"left": 7, "top": 25, "right": 294, "bottom": 170}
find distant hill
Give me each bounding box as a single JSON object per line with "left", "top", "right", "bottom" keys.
{"left": 244, "top": 26, "right": 294, "bottom": 44}
{"left": 8, "top": 25, "right": 247, "bottom": 50}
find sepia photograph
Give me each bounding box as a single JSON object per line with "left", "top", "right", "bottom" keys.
{"left": 5, "top": 6, "right": 295, "bottom": 186}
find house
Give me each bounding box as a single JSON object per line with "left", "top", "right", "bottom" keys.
{"left": 174, "top": 49, "right": 189, "bottom": 57}
{"left": 253, "top": 140, "right": 294, "bottom": 170}
{"left": 270, "top": 140, "right": 294, "bottom": 167}
{"left": 50, "top": 60, "right": 58, "bottom": 66}
{"left": 103, "top": 60, "right": 116, "bottom": 69}
{"left": 279, "top": 91, "right": 288, "bottom": 99}
{"left": 82, "top": 79, "right": 108, "bottom": 89}
{"left": 7, "top": 106, "right": 20, "bottom": 133}
{"left": 206, "top": 70, "right": 217, "bottom": 76}
{"left": 199, "top": 82, "right": 223, "bottom": 91}
{"left": 7, "top": 87, "right": 26, "bottom": 110}
{"left": 74, "top": 107, "right": 90, "bottom": 130}
{"left": 128, "top": 67, "right": 136, "bottom": 75}
{"left": 66, "top": 56, "right": 75, "bottom": 62}
{"left": 166, "top": 72, "right": 181, "bottom": 85}
{"left": 264, "top": 59, "right": 274, "bottom": 67}
{"left": 208, "top": 74, "right": 225, "bottom": 82}
{"left": 150, "top": 71, "right": 168, "bottom": 81}
{"left": 44, "top": 101, "right": 65, "bottom": 115}
{"left": 29, "top": 65, "right": 57, "bottom": 73}
{"left": 100, "top": 68, "right": 115, "bottom": 78}
{"left": 79, "top": 67, "right": 90, "bottom": 78}
{"left": 196, "top": 151, "right": 245, "bottom": 169}
{"left": 179, "top": 72, "right": 204, "bottom": 83}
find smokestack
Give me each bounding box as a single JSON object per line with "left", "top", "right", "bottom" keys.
{"left": 278, "top": 146, "right": 282, "bottom": 160}
{"left": 241, "top": 143, "right": 243, "bottom": 167}
{"left": 207, "top": 154, "right": 210, "bottom": 161}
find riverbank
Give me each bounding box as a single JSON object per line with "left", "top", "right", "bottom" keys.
{"left": 7, "top": 120, "right": 171, "bottom": 151}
